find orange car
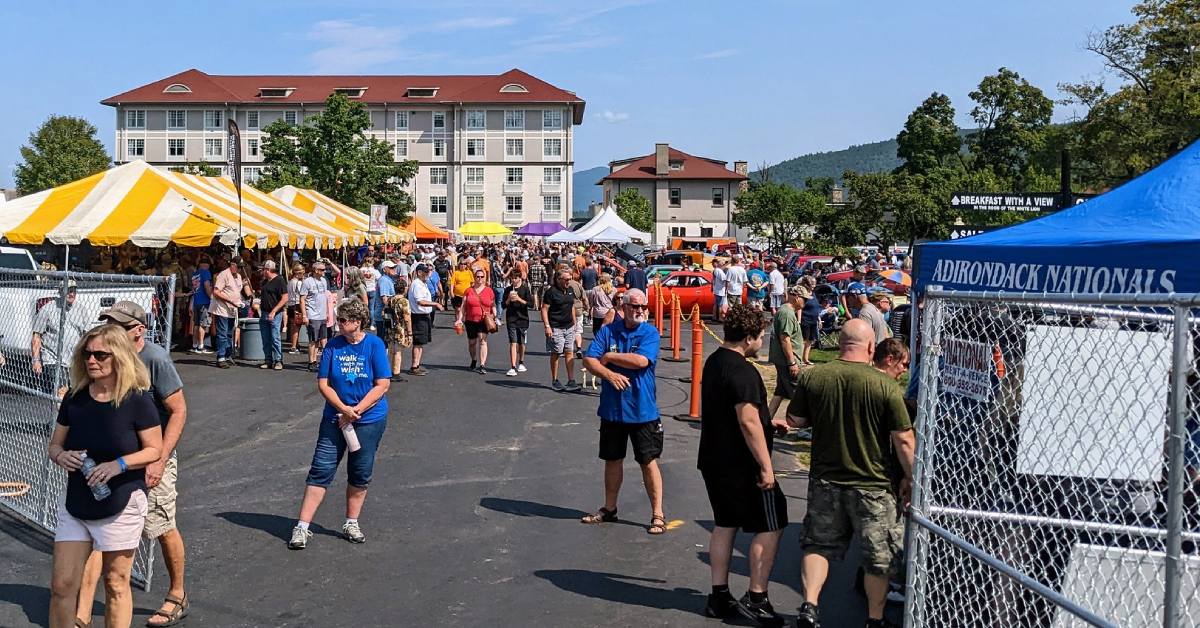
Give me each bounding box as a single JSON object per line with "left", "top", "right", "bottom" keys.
{"left": 643, "top": 270, "right": 746, "bottom": 317}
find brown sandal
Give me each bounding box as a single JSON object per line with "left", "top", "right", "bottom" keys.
{"left": 74, "top": 620, "right": 90, "bottom": 628}
{"left": 147, "top": 593, "right": 189, "bottom": 627}
{"left": 580, "top": 506, "right": 617, "bottom": 524}
{"left": 648, "top": 515, "right": 667, "bottom": 535}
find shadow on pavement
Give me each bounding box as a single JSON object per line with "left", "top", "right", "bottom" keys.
{"left": 533, "top": 569, "right": 707, "bottom": 614}
{"left": 479, "top": 498, "right": 646, "bottom": 529}
{"left": 0, "top": 584, "right": 48, "bottom": 626}
{"left": 0, "top": 510, "right": 53, "bottom": 556}
{"left": 214, "top": 511, "right": 338, "bottom": 542}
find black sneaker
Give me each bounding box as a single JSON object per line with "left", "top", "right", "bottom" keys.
{"left": 469, "top": 360, "right": 477, "bottom": 370}
{"left": 736, "top": 593, "right": 783, "bottom": 627}
{"left": 551, "top": 380, "right": 564, "bottom": 391}
{"left": 564, "top": 379, "right": 582, "bottom": 392}
{"left": 703, "top": 591, "right": 739, "bottom": 619}
{"left": 795, "top": 602, "right": 820, "bottom": 628}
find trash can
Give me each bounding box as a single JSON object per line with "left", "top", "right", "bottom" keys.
{"left": 239, "top": 318, "right": 265, "bottom": 363}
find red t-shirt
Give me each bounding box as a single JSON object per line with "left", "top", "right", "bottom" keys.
{"left": 463, "top": 286, "right": 495, "bottom": 322}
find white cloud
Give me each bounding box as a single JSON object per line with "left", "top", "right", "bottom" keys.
{"left": 596, "top": 110, "right": 631, "bottom": 123}
{"left": 308, "top": 20, "right": 406, "bottom": 73}
{"left": 428, "top": 16, "right": 516, "bottom": 32}
{"left": 694, "top": 48, "right": 739, "bottom": 60}
{"left": 557, "top": 0, "right": 656, "bottom": 27}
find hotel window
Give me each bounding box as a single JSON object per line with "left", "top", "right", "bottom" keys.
{"left": 466, "top": 167, "right": 484, "bottom": 185}
{"left": 204, "top": 138, "right": 223, "bottom": 157}
{"left": 543, "top": 167, "right": 562, "bottom": 183}
{"left": 127, "top": 139, "right": 145, "bottom": 157}
{"left": 467, "top": 110, "right": 486, "bottom": 130}
{"left": 167, "top": 110, "right": 186, "bottom": 130}
{"left": 433, "top": 139, "right": 446, "bottom": 157}
{"left": 395, "top": 111, "right": 408, "bottom": 130}
{"left": 670, "top": 226, "right": 688, "bottom": 237}
{"left": 204, "top": 110, "right": 223, "bottom": 129}
{"left": 167, "top": 139, "right": 185, "bottom": 157}
{"left": 505, "top": 138, "right": 524, "bottom": 158}
{"left": 712, "top": 187, "right": 725, "bottom": 207}
{"left": 466, "top": 195, "right": 484, "bottom": 213}
{"left": 395, "top": 139, "right": 408, "bottom": 159}
{"left": 466, "top": 139, "right": 485, "bottom": 157}
{"left": 284, "top": 111, "right": 298, "bottom": 125}
{"left": 542, "top": 110, "right": 562, "bottom": 129}
{"left": 246, "top": 111, "right": 259, "bottom": 130}
{"left": 700, "top": 227, "right": 714, "bottom": 237}
{"left": 430, "top": 167, "right": 448, "bottom": 185}
{"left": 505, "top": 196, "right": 523, "bottom": 214}
{"left": 126, "top": 110, "right": 146, "bottom": 129}
{"left": 429, "top": 196, "right": 447, "bottom": 214}
{"left": 543, "top": 138, "right": 562, "bottom": 158}
{"left": 669, "top": 188, "right": 681, "bottom": 207}
{"left": 505, "top": 167, "right": 523, "bottom": 183}
{"left": 244, "top": 167, "right": 263, "bottom": 183}
{"left": 543, "top": 195, "right": 561, "bottom": 215}
{"left": 504, "top": 110, "right": 524, "bottom": 130}
{"left": 432, "top": 112, "right": 445, "bottom": 130}
{"left": 247, "top": 139, "right": 259, "bottom": 157}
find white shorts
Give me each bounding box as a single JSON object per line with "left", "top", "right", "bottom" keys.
{"left": 54, "top": 490, "right": 147, "bottom": 552}
{"left": 574, "top": 313, "right": 585, "bottom": 337}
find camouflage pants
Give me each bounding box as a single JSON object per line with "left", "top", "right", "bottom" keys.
{"left": 801, "top": 479, "right": 904, "bottom": 576}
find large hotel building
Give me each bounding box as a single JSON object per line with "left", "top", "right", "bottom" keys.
{"left": 102, "top": 68, "right": 584, "bottom": 230}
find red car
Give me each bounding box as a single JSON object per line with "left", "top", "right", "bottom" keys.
{"left": 822, "top": 269, "right": 910, "bottom": 296}
{"left": 642, "top": 270, "right": 747, "bottom": 317}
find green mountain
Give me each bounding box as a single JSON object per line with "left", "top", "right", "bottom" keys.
{"left": 572, "top": 166, "right": 608, "bottom": 216}
{"left": 760, "top": 138, "right": 903, "bottom": 187}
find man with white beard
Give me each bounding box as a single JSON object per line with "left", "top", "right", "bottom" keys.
{"left": 579, "top": 289, "right": 667, "bottom": 535}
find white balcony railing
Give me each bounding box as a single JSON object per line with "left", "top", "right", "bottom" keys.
{"left": 503, "top": 182, "right": 524, "bottom": 194}
{"left": 540, "top": 182, "right": 562, "bottom": 195}
{"left": 541, "top": 211, "right": 563, "bottom": 222}
{"left": 462, "top": 211, "right": 485, "bottom": 223}
{"left": 462, "top": 181, "right": 484, "bottom": 194}
{"left": 502, "top": 211, "right": 524, "bottom": 224}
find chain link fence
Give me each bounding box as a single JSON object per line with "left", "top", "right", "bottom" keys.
{"left": 0, "top": 267, "right": 175, "bottom": 589}
{"left": 905, "top": 289, "right": 1200, "bottom": 627}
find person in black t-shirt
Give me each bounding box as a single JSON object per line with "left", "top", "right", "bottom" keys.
{"left": 47, "top": 324, "right": 162, "bottom": 628}
{"left": 540, "top": 269, "right": 581, "bottom": 391}
{"left": 503, "top": 274, "right": 533, "bottom": 376}
{"left": 698, "top": 305, "right": 789, "bottom": 625}
{"left": 259, "top": 260, "right": 289, "bottom": 370}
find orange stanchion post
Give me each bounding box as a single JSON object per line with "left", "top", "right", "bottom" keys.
{"left": 674, "top": 304, "right": 704, "bottom": 422}
{"left": 654, "top": 278, "right": 665, "bottom": 336}
{"left": 663, "top": 294, "right": 686, "bottom": 362}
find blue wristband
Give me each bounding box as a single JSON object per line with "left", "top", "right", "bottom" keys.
{"left": 117, "top": 457, "right": 127, "bottom": 473}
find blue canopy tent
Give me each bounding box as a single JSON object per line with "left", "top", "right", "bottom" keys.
{"left": 915, "top": 140, "right": 1200, "bottom": 296}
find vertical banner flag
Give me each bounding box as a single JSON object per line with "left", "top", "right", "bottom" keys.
{"left": 369, "top": 204, "right": 387, "bottom": 233}
{"left": 227, "top": 119, "right": 243, "bottom": 245}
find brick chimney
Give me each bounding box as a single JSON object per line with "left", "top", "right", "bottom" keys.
{"left": 655, "top": 143, "right": 669, "bottom": 177}
{"left": 733, "top": 160, "right": 748, "bottom": 193}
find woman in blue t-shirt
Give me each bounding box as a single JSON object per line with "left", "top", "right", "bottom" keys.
{"left": 288, "top": 299, "right": 392, "bottom": 550}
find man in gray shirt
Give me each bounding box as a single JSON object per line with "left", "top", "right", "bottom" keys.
{"left": 31, "top": 285, "right": 88, "bottom": 396}
{"left": 299, "top": 262, "right": 329, "bottom": 371}
{"left": 856, "top": 292, "right": 892, "bottom": 344}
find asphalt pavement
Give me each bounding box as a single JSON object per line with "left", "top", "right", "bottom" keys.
{"left": 0, "top": 310, "right": 899, "bottom": 627}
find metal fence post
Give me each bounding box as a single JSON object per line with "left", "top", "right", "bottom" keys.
{"left": 1162, "top": 304, "right": 1189, "bottom": 628}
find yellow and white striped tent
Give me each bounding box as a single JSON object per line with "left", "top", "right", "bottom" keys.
{"left": 270, "top": 186, "right": 412, "bottom": 244}
{"left": 0, "top": 161, "right": 349, "bottom": 249}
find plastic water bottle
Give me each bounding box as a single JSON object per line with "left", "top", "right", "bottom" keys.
{"left": 337, "top": 415, "right": 362, "bottom": 452}
{"left": 78, "top": 454, "right": 111, "bottom": 501}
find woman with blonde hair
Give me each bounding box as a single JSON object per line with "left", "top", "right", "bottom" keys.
{"left": 588, "top": 273, "right": 616, "bottom": 334}
{"left": 343, "top": 266, "right": 369, "bottom": 307}
{"left": 47, "top": 325, "right": 163, "bottom": 628}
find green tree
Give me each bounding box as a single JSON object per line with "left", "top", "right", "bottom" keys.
{"left": 14, "top": 115, "right": 110, "bottom": 195}
{"left": 257, "top": 93, "right": 419, "bottom": 223}
{"left": 182, "top": 162, "right": 221, "bottom": 176}
{"left": 966, "top": 67, "right": 1054, "bottom": 186}
{"left": 733, "top": 181, "right": 823, "bottom": 252}
{"left": 896, "top": 93, "right": 962, "bottom": 174}
{"left": 612, "top": 188, "right": 654, "bottom": 234}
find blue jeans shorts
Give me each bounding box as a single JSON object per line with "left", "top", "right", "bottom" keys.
{"left": 305, "top": 418, "right": 388, "bottom": 488}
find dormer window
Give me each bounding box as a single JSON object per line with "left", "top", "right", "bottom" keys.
{"left": 405, "top": 87, "right": 438, "bottom": 98}
{"left": 669, "top": 161, "right": 683, "bottom": 171}
{"left": 499, "top": 83, "right": 528, "bottom": 93}
{"left": 334, "top": 87, "right": 366, "bottom": 98}
{"left": 258, "top": 87, "right": 295, "bottom": 98}
{"left": 163, "top": 83, "right": 192, "bottom": 94}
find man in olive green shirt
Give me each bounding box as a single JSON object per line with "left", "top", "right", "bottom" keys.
{"left": 785, "top": 319, "right": 916, "bottom": 628}
{"left": 767, "top": 284, "right": 805, "bottom": 418}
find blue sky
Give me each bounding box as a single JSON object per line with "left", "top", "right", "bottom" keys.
{"left": 1, "top": 0, "right": 1136, "bottom": 188}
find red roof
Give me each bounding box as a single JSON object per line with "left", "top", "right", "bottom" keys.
{"left": 601, "top": 148, "right": 747, "bottom": 181}
{"left": 102, "top": 68, "right": 585, "bottom": 124}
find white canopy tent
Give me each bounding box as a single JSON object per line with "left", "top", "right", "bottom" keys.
{"left": 588, "top": 226, "right": 632, "bottom": 244}
{"left": 544, "top": 206, "right": 651, "bottom": 243}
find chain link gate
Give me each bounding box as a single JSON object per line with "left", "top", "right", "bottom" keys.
{"left": 0, "top": 267, "right": 175, "bottom": 590}
{"left": 904, "top": 289, "right": 1200, "bottom": 627}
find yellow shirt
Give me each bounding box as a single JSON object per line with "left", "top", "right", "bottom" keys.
{"left": 452, "top": 269, "right": 474, "bottom": 297}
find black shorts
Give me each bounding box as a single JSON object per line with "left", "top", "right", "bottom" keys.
{"left": 306, "top": 320, "right": 328, "bottom": 345}
{"left": 801, "top": 323, "right": 818, "bottom": 342}
{"left": 411, "top": 313, "right": 433, "bottom": 345}
{"left": 599, "top": 419, "right": 663, "bottom": 465}
{"left": 773, "top": 362, "right": 797, "bottom": 399}
{"left": 702, "top": 470, "right": 789, "bottom": 533}
{"left": 507, "top": 323, "right": 527, "bottom": 344}
{"left": 464, "top": 320, "right": 488, "bottom": 339}
{"left": 451, "top": 296, "right": 464, "bottom": 309}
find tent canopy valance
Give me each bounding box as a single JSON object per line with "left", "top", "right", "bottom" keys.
{"left": 0, "top": 161, "right": 349, "bottom": 249}
{"left": 270, "top": 186, "right": 412, "bottom": 244}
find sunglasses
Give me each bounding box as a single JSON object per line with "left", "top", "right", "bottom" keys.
{"left": 625, "top": 303, "right": 648, "bottom": 311}
{"left": 83, "top": 350, "right": 113, "bottom": 362}
{"left": 475, "top": 273, "right": 485, "bottom": 278}
{"left": 336, "top": 317, "right": 359, "bottom": 324}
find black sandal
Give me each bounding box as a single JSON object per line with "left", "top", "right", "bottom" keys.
{"left": 146, "top": 593, "right": 189, "bottom": 627}
{"left": 648, "top": 515, "right": 667, "bottom": 535}
{"left": 580, "top": 506, "right": 617, "bottom": 524}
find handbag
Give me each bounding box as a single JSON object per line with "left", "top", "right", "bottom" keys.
{"left": 477, "top": 288, "right": 499, "bottom": 333}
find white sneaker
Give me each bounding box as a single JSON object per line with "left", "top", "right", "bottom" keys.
{"left": 288, "top": 525, "right": 312, "bottom": 550}
{"left": 506, "top": 368, "right": 518, "bottom": 377}
{"left": 342, "top": 520, "right": 365, "bottom": 544}
{"left": 517, "top": 363, "right": 527, "bottom": 373}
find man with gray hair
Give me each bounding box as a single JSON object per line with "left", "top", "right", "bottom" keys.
{"left": 299, "top": 261, "right": 329, "bottom": 372}
{"left": 541, "top": 269, "right": 581, "bottom": 392}
{"left": 258, "top": 260, "right": 288, "bottom": 370}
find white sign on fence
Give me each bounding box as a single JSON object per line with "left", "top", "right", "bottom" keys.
{"left": 941, "top": 337, "right": 994, "bottom": 402}
{"left": 369, "top": 204, "right": 387, "bottom": 233}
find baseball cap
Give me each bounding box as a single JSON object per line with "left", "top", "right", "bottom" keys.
{"left": 414, "top": 263, "right": 430, "bottom": 273}
{"left": 262, "top": 260, "right": 277, "bottom": 271}
{"left": 787, "top": 284, "right": 806, "bottom": 296}
{"left": 854, "top": 265, "right": 867, "bottom": 274}
{"left": 99, "top": 301, "right": 147, "bottom": 326}
{"left": 381, "top": 260, "right": 396, "bottom": 269}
